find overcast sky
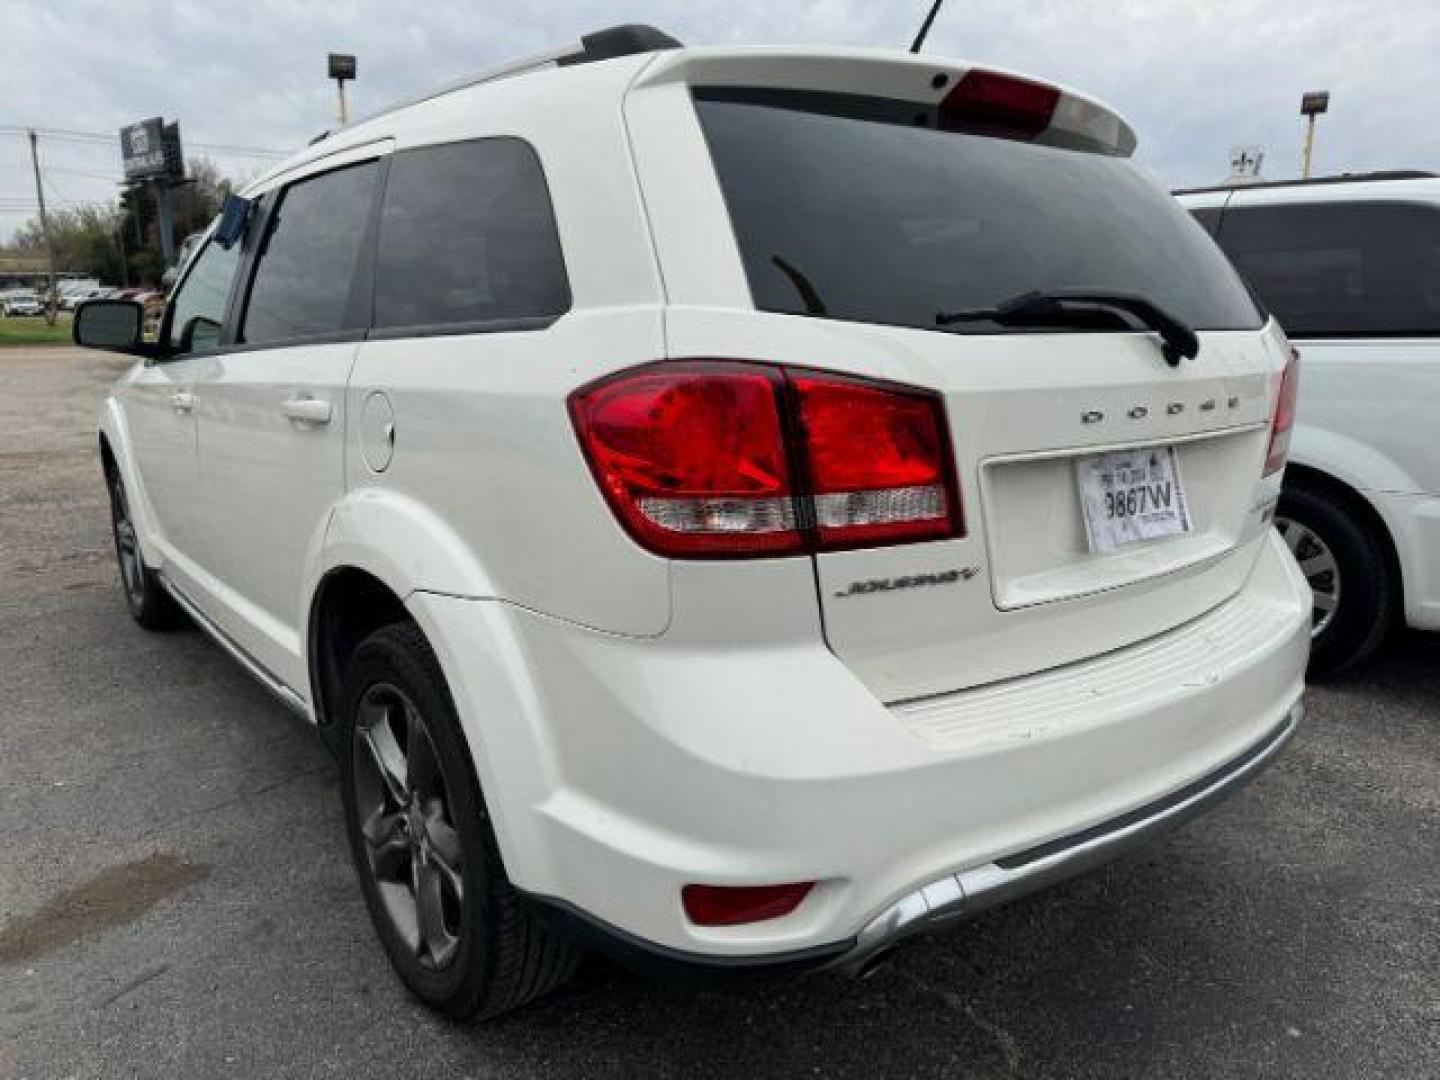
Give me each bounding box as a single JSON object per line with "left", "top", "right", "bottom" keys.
{"left": 4, "top": 0, "right": 1438, "bottom": 242}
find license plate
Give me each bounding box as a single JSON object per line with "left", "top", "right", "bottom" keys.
{"left": 1076, "top": 445, "right": 1193, "bottom": 553}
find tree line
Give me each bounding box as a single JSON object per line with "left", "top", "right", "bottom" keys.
{"left": 3, "top": 157, "right": 233, "bottom": 288}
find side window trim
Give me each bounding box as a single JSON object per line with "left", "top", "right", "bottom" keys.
{"left": 229, "top": 156, "right": 387, "bottom": 351}
{"left": 219, "top": 188, "right": 277, "bottom": 350}
{"left": 347, "top": 154, "right": 391, "bottom": 333}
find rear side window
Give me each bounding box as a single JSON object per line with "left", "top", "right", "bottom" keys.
{"left": 240, "top": 160, "right": 380, "bottom": 345}
{"left": 693, "top": 88, "right": 1262, "bottom": 334}
{"left": 372, "top": 138, "right": 569, "bottom": 330}
{"left": 1216, "top": 201, "right": 1440, "bottom": 337}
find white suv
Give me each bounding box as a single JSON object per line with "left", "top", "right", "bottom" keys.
{"left": 75, "top": 26, "right": 1309, "bottom": 1019}
{"left": 1179, "top": 173, "right": 1440, "bottom": 673}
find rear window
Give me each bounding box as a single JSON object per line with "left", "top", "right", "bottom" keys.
{"left": 693, "top": 88, "right": 1261, "bottom": 334}
{"left": 1215, "top": 201, "right": 1440, "bottom": 337}
{"left": 373, "top": 138, "right": 570, "bottom": 331}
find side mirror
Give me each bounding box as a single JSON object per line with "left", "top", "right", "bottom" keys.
{"left": 73, "top": 299, "right": 151, "bottom": 355}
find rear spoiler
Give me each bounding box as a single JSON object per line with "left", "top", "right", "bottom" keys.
{"left": 632, "top": 47, "right": 1137, "bottom": 157}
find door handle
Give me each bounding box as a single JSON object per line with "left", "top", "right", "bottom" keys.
{"left": 281, "top": 396, "right": 333, "bottom": 426}
{"left": 171, "top": 390, "right": 196, "bottom": 414}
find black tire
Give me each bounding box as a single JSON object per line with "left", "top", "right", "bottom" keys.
{"left": 339, "top": 622, "right": 580, "bottom": 1020}
{"left": 103, "top": 463, "right": 185, "bottom": 631}
{"left": 1277, "top": 481, "right": 1394, "bottom": 678}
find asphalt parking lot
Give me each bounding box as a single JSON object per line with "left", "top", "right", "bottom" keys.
{"left": 2, "top": 344, "right": 1437, "bottom": 1079}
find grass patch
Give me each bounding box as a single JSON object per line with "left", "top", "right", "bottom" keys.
{"left": 0, "top": 314, "right": 74, "bottom": 346}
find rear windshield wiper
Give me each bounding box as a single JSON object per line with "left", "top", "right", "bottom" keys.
{"left": 771, "top": 254, "right": 828, "bottom": 317}
{"left": 937, "top": 289, "right": 1200, "bottom": 367}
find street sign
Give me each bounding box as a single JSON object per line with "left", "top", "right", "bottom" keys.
{"left": 1301, "top": 91, "right": 1330, "bottom": 117}
{"left": 328, "top": 53, "right": 357, "bottom": 80}
{"left": 120, "top": 118, "right": 167, "bottom": 180}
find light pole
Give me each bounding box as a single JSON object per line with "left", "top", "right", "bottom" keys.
{"left": 1300, "top": 91, "right": 1329, "bottom": 180}
{"left": 329, "top": 53, "right": 357, "bottom": 126}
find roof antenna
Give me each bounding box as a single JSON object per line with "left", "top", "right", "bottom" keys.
{"left": 910, "top": 0, "right": 945, "bottom": 53}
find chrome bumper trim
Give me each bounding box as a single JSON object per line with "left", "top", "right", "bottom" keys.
{"left": 832, "top": 700, "right": 1303, "bottom": 975}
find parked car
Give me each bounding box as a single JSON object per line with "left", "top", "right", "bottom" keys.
{"left": 74, "top": 26, "right": 1309, "bottom": 1019}
{"left": 60, "top": 287, "right": 114, "bottom": 312}
{"left": 1179, "top": 172, "right": 1440, "bottom": 674}
{"left": 3, "top": 292, "right": 44, "bottom": 317}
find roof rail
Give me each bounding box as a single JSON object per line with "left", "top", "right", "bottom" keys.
{"left": 1174, "top": 170, "right": 1438, "bottom": 196}
{"left": 344, "top": 23, "right": 681, "bottom": 133}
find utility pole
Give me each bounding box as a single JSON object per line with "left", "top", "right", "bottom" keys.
{"left": 1300, "top": 91, "right": 1330, "bottom": 179}
{"left": 26, "top": 128, "right": 58, "bottom": 326}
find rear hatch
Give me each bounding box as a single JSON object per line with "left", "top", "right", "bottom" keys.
{"left": 629, "top": 52, "right": 1289, "bottom": 701}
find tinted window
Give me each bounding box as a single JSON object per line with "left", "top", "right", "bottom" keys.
{"left": 1188, "top": 206, "right": 1223, "bottom": 237}
{"left": 166, "top": 238, "right": 240, "bottom": 353}
{"left": 1216, "top": 201, "right": 1440, "bottom": 337}
{"left": 373, "top": 138, "right": 569, "bottom": 330}
{"left": 694, "top": 89, "right": 1261, "bottom": 334}
{"left": 241, "top": 161, "right": 379, "bottom": 345}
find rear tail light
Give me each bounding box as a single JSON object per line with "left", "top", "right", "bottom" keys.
{"left": 570, "top": 362, "right": 964, "bottom": 558}
{"left": 682, "top": 882, "right": 814, "bottom": 926}
{"left": 1263, "top": 347, "right": 1301, "bottom": 476}
{"left": 940, "top": 69, "right": 1061, "bottom": 138}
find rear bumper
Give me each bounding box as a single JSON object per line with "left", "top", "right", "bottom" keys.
{"left": 831, "top": 700, "right": 1300, "bottom": 975}
{"left": 409, "top": 529, "right": 1310, "bottom": 967}
{"left": 524, "top": 701, "right": 1300, "bottom": 983}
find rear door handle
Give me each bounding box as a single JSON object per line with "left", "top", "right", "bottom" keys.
{"left": 171, "top": 390, "right": 196, "bottom": 414}
{"left": 281, "top": 396, "right": 333, "bottom": 426}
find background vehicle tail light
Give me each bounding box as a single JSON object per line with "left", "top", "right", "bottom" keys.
{"left": 941, "top": 69, "right": 1060, "bottom": 138}
{"left": 682, "top": 882, "right": 814, "bottom": 926}
{"left": 570, "top": 362, "right": 964, "bottom": 558}
{"left": 1263, "top": 347, "right": 1300, "bottom": 476}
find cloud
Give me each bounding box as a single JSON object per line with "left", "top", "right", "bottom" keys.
{"left": 3, "top": 0, "right": 1437, "bottom": 241}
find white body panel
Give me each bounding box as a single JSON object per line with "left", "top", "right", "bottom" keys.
{"left": 95, "top": 43, "right": 1309, "bottom": 962}
{"left": 189, "top": 343, "right": 357, "bottom": 690}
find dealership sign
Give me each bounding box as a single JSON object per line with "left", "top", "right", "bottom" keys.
{"left": 120, "top": 118, "right": 184, "bottom": 181}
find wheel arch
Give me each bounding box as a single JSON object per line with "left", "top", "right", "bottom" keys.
{"left": 306, "top": 565, "right": 411, "bottom": 745}
{"left": 1283, "top": 464, "right": 1404, "bottom": 612}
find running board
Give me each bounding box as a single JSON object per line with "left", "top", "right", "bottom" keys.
{"left": 159, "top": 575, "right": 310, "bottom": 720}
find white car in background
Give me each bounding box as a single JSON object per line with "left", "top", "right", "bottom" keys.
{"left": 1180, "top": 173, "right": 1440, "bottom": 673}
{"left": 3, "top": 292, "right": 44, "bottom": 317}
{"left": 74, "top": 26, "right": 1309, "bottom": 1019}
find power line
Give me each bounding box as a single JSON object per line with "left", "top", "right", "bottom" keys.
{"left": 0, "top": 125, "right": 288, "bottom": 157}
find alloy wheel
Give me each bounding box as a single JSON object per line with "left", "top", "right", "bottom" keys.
{"left": 352, "top": 683, "right": 466, "bottom": 970}
{"left": 108, "top": 473, "right": 144, "bottom": 606}
{"left": 1275, "top": 515, "right": 1341, "bottom": 638}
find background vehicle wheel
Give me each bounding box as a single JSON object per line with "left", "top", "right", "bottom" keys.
{"left": 339, "top": 622, "right": 580, "bottom": 1020}
{"left": 1276, "top": 482, "right": 1394, "bottom": 677}
{"left": 104, "top": 465, "right": 184, "bottom": 630}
